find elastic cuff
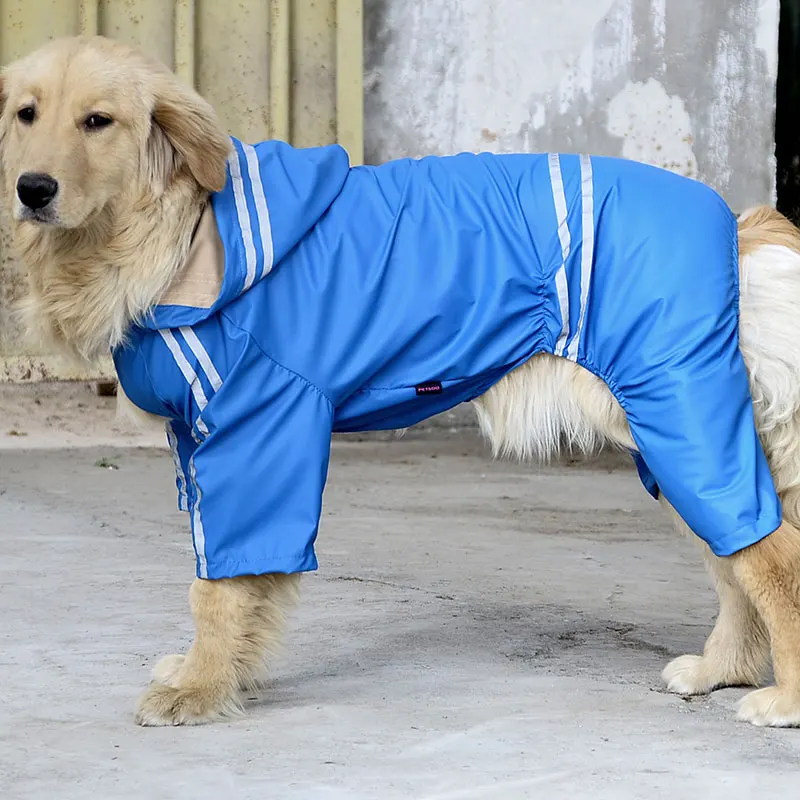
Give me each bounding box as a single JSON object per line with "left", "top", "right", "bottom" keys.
{"left": 706, "top": 513, "right": 784, "bottom": 557}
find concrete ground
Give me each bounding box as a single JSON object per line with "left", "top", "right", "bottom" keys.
{"left": 2, "top": 384, "right": 800, "bottom": 799}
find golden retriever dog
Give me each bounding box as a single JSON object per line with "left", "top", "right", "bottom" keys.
{"left": 4, "top": 35, "right": 800, "bottom": 728}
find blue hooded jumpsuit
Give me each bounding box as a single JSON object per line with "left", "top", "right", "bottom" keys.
{"left": 113, "top": 138, "right": 782, "bottom": 580}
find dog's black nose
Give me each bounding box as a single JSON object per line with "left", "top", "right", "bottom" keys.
{"left": 16, "top": 173, "right": 58, "bottom": 211}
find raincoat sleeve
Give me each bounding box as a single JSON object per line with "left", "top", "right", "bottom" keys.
{"left": 185, "top": 347, "right": 334, "bottom": 580}
{"left": 580, "top": 179, "right": 783, "bottom": 559}
{"left": 619, "top": 341, "right": 782, "bottom": 558}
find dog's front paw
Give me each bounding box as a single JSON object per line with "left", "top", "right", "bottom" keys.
{"left": 662, "top": 654, "right": 718, "bottom": 695}
{"left": 135, "top": 681, "right": 242, "bottom": 727}
{"left": 662, "top": 652, "right": 762, "bottom": 696}
{"left": 151, "top": 654, "right": 186, "bottom": 688}
{"left": 737, "top": 687, "right": 800, "bottom": 727}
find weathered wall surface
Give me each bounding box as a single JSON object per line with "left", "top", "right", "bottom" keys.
{"left": 364, "top": 0, "right": 779, "bottom": 211}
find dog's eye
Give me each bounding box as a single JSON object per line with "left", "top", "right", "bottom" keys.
{"left": 17, "top": 106, "right": 35, "bottom": 124}
{"left": 84, "top": 114, "right": 113, "bottom": 130}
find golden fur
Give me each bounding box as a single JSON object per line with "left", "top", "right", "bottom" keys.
{"left": 136, "top": 573, "right": 300, "bottom": 726}
{"left": 5, "top": 35, "right": 800, "bottom": 728}
{"left": 0, "top": 36, "right": 229, "bottom": 362}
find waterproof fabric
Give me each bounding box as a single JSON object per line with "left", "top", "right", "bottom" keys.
{"left": 113, "top": 138, "right": 782, "bottom": 579}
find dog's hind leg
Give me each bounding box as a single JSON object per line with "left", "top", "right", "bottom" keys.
{"left": 730, "top": 208, "right": 800, "bottom": 724}
{"left": 729, "top": 521, "right": 800, "bottom": 726}
{"left": 135, "top": 573, "right": 299, "bottom": 726}
{"left": 566, "top": 372, "right": 771, "bottom": 696}
{"left": 663, "top": 551, "right": 770, "bottom": 695}
{"left": 553, "top": 364, "right": 775, "bottom": 701}
{"left": 478, "top": 355, "right": 784, "bottom": 711}
{"left": 660, "top": 500, "right": 770, "bottom": 695}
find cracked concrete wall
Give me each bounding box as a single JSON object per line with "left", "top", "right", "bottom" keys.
{"left": 364, "top": 0, "right": 779, "bottom": 211}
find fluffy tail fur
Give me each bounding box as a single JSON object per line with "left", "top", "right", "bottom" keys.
{"left": 737, "top": 206, "right": 800, "bottom": 522}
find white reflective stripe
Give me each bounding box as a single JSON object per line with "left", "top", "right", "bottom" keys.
{"left": 159, "top": 331, "right": 210, "bottom": 575}
{"left": 228, "top": 147, "right": 258, "bottom": 292}
{"left": 158, "top": 328, "right": 210, "bottom": 439}
{"left": 548, "top": 153, "right": 571, "bottom": 357}
{"left": 242, "top": 143, "right": 274, "bottom": 280}
{"left": 565, "top": 154, "right": 595, "bottom": 362}
{"left": 158, "top": 329, "right": 208, "bottom": 410}
{"left": 165, "top": 421, "right": 189, "bottom": 511}
{"left": 190, "top": 421, "right": 206, "bottom": 443}
{"left": 188, "top": 455, "right": 208, "bottom": 579}
{"left": 180, "top": 327, "right": 222, "bottom": 392}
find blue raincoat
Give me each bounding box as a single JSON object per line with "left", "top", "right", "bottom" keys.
{"left": 114, "top": 138, "right": 782, "bottom": 579}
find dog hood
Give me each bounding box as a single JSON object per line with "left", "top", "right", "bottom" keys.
{"left": 141, "top": 137, "right": 351, "bottom": 330}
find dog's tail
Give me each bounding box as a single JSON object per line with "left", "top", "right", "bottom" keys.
{"left": 738, "top": 205, "right": 800, "bottom": 261}
{"left": 737, "top": 205, "right": 800, "bottom": 518}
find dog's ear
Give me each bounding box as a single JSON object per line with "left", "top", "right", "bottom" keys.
{"left": 150, "top": 74, "right": 230, "bottom": 193}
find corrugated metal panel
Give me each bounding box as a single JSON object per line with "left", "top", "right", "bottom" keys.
{"left": 0, "top": 0, "right": 364, "bottom": 382}
{"left": 336, "top": 0, "right": 363, "bottom": 165}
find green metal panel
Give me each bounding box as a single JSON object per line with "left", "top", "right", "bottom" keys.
{"left": 196, "top": 0, "right": 272, "bottom": 143}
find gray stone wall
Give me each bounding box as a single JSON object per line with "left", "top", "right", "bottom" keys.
{"left": 365, "top": 0, "right": 779, "bottom": 212}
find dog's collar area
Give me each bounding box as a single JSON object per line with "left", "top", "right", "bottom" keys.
{"left": 159, "top": 202, "right": 224, "bottom": 310}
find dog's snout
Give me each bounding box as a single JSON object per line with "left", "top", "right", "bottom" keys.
{"left": 16, "top": 173, "right": 59, "bottom": 211}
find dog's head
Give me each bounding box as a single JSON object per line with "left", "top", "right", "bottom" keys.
{"left": 0, "top": 35, "right": 230, "bottom": 231}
